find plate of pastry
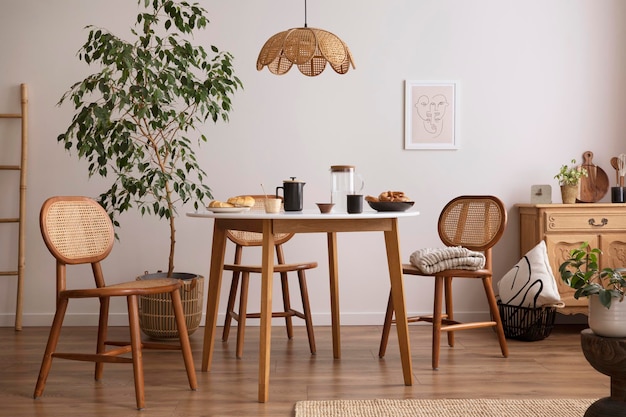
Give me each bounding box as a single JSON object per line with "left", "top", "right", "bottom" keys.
{"left": 365, "top": 191, "right": 414, "bottom": 212}
{"left": 207, "top": 195, "right": 256, "bottom": 212}
{"left": 206, "top": 206, "right": 251, "bottom": 213}
{"left": 367, "top": 201, "right": 414, "bottom": 212}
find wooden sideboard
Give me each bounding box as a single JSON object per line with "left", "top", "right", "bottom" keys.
{"left": 517, "top": 203, "right": 626, "bottom": 315}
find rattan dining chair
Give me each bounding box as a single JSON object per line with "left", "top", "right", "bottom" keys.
{"left": 33, "top": 196, "right": 197, "bottom": 410}
{"left": 378, "top": 195, "right": 509, "bottom": 369}
{"left": 222, "top": 195, "right": 317, "bottom": 358}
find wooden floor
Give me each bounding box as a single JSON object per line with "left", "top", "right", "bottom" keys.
{"left": 0, "top": 323, "right": 606, "bottom": 416}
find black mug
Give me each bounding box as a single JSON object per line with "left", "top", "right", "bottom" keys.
{"left": 611, "top": 187, "right": 626, "bottom": 203}
{"left": 347, "top": 194, "right": 363, "bottom": 214}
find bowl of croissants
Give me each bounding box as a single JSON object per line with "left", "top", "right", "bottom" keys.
{"left": 365, "top": 191, "right": 414, "bottom": 212}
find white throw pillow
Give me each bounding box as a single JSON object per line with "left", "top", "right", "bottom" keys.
{"left": 497, "top": 241, "right": 563, "bottom": 308}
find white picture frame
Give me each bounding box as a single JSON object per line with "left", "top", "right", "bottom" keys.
{"left": 404, "top": 80, "right": 458, "bottom": 150}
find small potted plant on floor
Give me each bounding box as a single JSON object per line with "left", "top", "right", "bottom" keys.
{"left": 559, "top": 242, "right": 626, "bottom": 337}
{"left": 554, "top": 159, "right": 588, "bottom": 204}
{"left": 57, "top": 0, "right": 242, "bottom": 337}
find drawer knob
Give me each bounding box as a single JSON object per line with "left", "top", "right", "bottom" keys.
{"left": 588, "top": 218, "right": 608, "bottom": 227}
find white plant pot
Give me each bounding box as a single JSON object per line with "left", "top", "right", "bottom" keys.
{"left": 588, "top": 294, "right": 626, "bottom": 337}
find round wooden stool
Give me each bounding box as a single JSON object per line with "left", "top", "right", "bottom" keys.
{"left": 581, "top": 328, "right": 626, "bottom": 417}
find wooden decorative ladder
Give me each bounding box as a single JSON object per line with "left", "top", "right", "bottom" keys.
{"left": 0, "top": 84, "right": 28, "bottom": 331}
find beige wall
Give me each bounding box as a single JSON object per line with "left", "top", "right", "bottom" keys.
{"left": 1, "top": 0, "right": 625, "bottom": 327}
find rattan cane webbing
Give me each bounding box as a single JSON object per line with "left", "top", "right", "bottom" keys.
{"left": 438, "top": 197, "right": 504, "bottom": 251}
{"left": 226, "top": 196, "right": 291, "bottom": 246}
{"left": 257, "top": 27, "right": 355, "bottom": 76}
{"left": 45, "top": 200, "right": 113, "bottom": 260}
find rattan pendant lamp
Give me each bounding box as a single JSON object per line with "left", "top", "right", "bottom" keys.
{"left": 256, "top": 0, "right": 355, "bottom": 76}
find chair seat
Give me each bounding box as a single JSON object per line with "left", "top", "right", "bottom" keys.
{"left": 402, "top": 263, "right": 491, "bottom": 278}
{"left": 224, "top": 262, "right": 318, "bottom": 274}
{"left": 61, "top": 278, "right": 182, "bottom": 299}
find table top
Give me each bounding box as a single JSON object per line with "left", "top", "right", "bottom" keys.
{"left": 187, "top": 208, "right": 420, "bottom": 220}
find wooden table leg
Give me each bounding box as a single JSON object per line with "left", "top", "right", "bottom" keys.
{"left": 201, "top": 221, "right": 227, "bottom": 372}
{"left": 327, "top": 232, "right": 341, "bottom": 359}
{"left": 384, "top": 219, "right": 413, "bottom": 386}
{"left": 258, "top": 220, "right": 275, "bottom": 403}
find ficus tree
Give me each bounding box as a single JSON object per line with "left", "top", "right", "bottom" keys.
{"left": 58, "top": 0, "right": 242, "bottom": 276}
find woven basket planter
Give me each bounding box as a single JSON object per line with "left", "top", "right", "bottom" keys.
{"left": 137, "top": 272, "right": 204, "bottom": 340}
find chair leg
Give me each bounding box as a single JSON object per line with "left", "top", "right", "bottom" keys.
{"left": 378, "top": 291, "right": 394, "bottom": 358}
{"left": 223, "top": 246, "right": 243, "bottom": 342}
{"left": 276, "top": 245, "right": 295, "bottom": 339}
{"left": 444, "top": 277, "right": 454, "bottom": 347}
{"left": 222, "top": 270, "right": 241, "bottom": 342}
{"left": 95, "top": 296, "right": 110, "bottom": 380}
{"left": 297, "top": 270, "right": 316, "bottom": 355}
{"left": 432, "top": 276, "right": 444, "bottom": 370}
{"left": 236, "top": 272, "right": 250, "bottom": 359}
{"left": 33, "top": 297, "right": 69, "bottom": 399}
{"left": 280, "top": 271, "right": 294, "bottom": 339}
{"left": 127, "top": 295, "right": 145, "bottom": 410}
{"left": 482, "top": 276, "right": 509, "bottom": 358}
{"left": 170, "top": 288, "right": 198, "bottom": 391}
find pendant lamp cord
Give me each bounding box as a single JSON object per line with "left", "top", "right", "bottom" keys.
{"left": 304, "top": 0, "right": 308, "bottom": 27}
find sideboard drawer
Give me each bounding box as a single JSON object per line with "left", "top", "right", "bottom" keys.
{"left": 545, "top": 211, "right": 626, "bottom": 232}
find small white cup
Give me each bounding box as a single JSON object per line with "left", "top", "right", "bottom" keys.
{"left": 264, "top": 198, "right": 281, "bottom": 213}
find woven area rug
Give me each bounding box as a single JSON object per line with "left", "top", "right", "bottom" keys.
{"left": 294, "top": 398, "right": 597, "bottom": 417}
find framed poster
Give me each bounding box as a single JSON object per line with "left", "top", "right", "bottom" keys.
{"left": 404, "top": 80, "right": 458, "bottom": 150}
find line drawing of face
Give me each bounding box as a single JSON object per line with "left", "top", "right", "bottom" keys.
{"left": 415, "top": 94, "right": 449, "bottom": 137}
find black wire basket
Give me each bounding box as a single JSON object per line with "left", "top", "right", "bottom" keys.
{"left": 497, "top": 301, "right": 557, "bottom": 341}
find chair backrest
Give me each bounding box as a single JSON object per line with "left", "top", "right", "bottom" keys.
{"left": 40, "top": 196, "right": 114, "bottom": 266}
{"left": 226, "top": 195, "right": 293, "bottom": 247}
{"left": 437, "top": 195, "right": 506, "bottom": 252}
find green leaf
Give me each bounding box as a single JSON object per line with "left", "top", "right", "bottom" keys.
{"left": 599, "top": 290, "right": 613, "bottom": 308}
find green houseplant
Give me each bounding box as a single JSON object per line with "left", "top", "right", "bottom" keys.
{"left": 554, "top": 159, "right": 588, "bottom": 204}
{"left": 57, "top": 0, "right": 242, "bottom": 338}
{"left": 559, "top": 242, "right": 626, "bottom": 337}
{"left": 554, "top": 159, "right": 588, "bottom": 186}
{"left": 559, "top": 242, "right": 626, "bottom": 309}
{"left": 58, "top": 0, "right": 242, "bottom": 277}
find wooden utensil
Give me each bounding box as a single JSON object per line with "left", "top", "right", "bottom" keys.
{"left": 577, "top": 151, "right": 609, "bottom": 203}
{"left": 611, "top": 157, "right": 620, "bottom": 186}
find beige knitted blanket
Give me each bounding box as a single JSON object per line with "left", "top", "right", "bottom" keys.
{"left": 409, "top": 246, "right": 485, "bottom": 274}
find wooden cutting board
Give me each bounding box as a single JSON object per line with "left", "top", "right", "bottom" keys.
{"left": 577, "top": 151, "right": 609, "bottom": 203}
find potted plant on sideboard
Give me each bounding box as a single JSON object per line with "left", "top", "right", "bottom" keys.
{"left": 57, "top": 0, "right": 242, "bottom": 337}
{"left": 560, "top": 242, "right": 626, "bottom": 337}
{"left": 554, "top": 159, "right": 588, "bottom": 204}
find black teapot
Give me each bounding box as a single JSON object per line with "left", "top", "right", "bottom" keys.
{"left": 276, "top": 177, "right": 305, "bottom": 211}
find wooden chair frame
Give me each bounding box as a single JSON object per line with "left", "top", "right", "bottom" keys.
{"left": 33, "top": 196, "right": 197, "bottom": 409}
{"left": 221, "top": 195, "right": 317, "bottom": 358}
{"left": 379, "top": 195, "right": 509, "bottom": 369}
